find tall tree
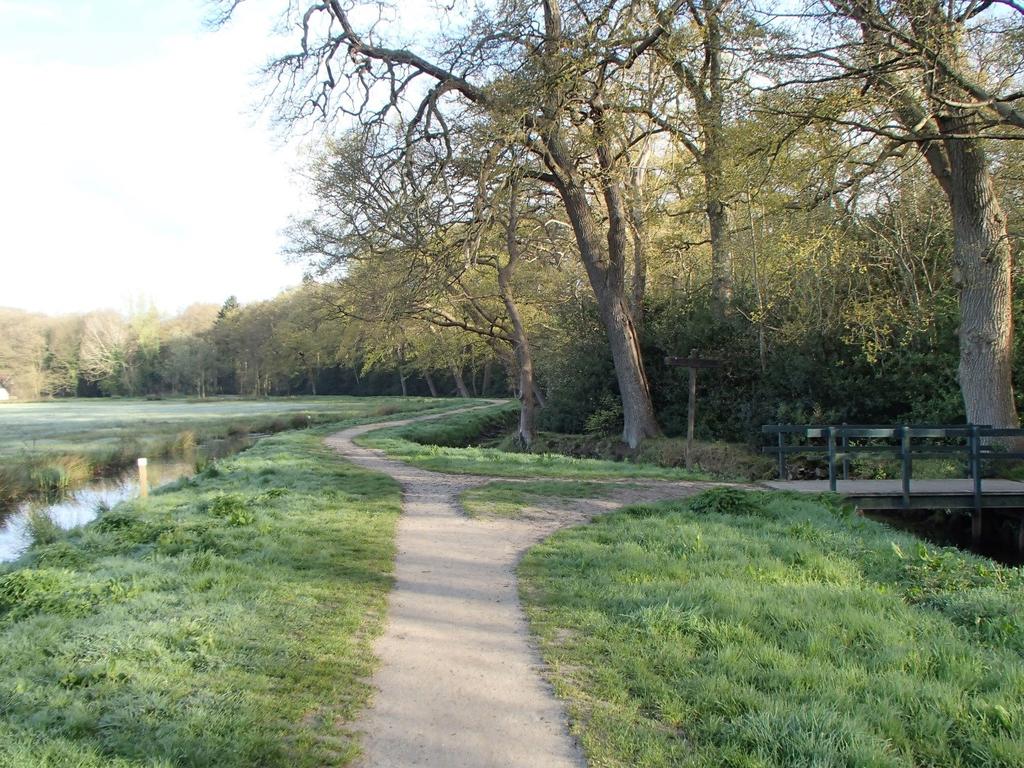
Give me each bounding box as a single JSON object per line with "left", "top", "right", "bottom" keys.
{"left": 778, "top": 0, "right": 1024, "bottom": 427}
{"left": 217, "top": 0, "right": 670, "bottom": 446}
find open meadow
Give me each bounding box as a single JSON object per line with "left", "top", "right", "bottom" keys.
{"left": 0, "top": 397, "right": 462, "bottom": 459}
{"left": 0, "top": 397, "right": 465, "bottom": 506}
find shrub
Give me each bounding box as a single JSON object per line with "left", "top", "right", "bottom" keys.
{"left": 173, "top": 430, "right": 198, "bottom": 455}
{"left": 289, "top": 412, "right": 312, "bottom": 429}
{"left": 25, "top": 509, "right": 61, "bottom": 546}
{"left": 687, "top": 487, "right": 772, "bottom": 517}
{"left": 583, "top": 393, "right": 623, "bottom": 436}
{"left": 208, "top": 493, "right": 255, "bottom": 526}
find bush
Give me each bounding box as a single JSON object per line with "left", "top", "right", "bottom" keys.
{"left": 208, "top": 493, "right": 255, "bottom": 526}
{"left": 687, "top": 487, "right": 772, "bottom": 517}
{"left": 289, "top": 412, "right": 312, "bottom": 429}
{"left": 635, "top": 437, "right": 776, "bottom": 479}
{"left": 583, "top": 393, "right": 623, "bottom": 436}
{"left": 25, "top": 509, "right": 60, "bottom": 546}
{"left": 537, "top": 293, "right": 967, "bottom": 445}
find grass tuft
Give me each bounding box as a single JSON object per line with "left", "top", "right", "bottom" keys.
{"left": 686, "top": 487, "right": 775, "bottom": 517}
{"left": 24, "top": 508, "right": 61, "bottom": 546}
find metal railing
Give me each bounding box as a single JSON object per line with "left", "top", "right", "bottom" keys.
{"left": 762, "top": 424, "right": 1024, "bottom": 511}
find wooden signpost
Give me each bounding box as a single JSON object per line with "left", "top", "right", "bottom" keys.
{"left": 138, "top": 457, "right": 149, "bottom": 499}
{"left": 665, "top": 351, "right": 722, "bottom": 469}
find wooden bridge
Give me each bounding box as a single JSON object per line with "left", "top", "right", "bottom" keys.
{"left": 761, "top": 424, "right": 1024, "bottom": 548}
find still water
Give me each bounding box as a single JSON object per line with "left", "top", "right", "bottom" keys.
{"left": 0, "top": 437, "right": 257, "bottom": 563}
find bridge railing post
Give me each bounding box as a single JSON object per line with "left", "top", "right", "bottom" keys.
{"left": 777, "top": 429, "right": 786, "bottom": 480}
{"left": 841, "top": 423, "right": 849, "bottom": 480}
{"left": 970, "top": 424, "right": 982, "bottom": 522}
{"left": 900, "top": 425, "right": 911, "bottom": 508}
{"left": 826, "top": 427, "right": 837, "bottom": 492}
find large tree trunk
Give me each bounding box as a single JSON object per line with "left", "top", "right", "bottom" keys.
{"left": 424, "top": 371, "right": 439, "bottom": 397}
{"left": 704, "top": 145, "right": 733, "bottom": 313}
{"left": 450, "top": 364, "right": 471, "bottom": 398}
{"left": 945, "top": 133, "right": 1019, "bottom": 429}
{"left": 481, "top": 359, "right": 493, "bottom": 397}
{"left": 663, "top": 0, "right": 733, "bottom": 315}
{"left": 545, "top": 135, "right": 661, "bottom": 448}
{"left": 536, "top": 1, "right": 659, "bottom": 448}
{"left": 602, "top": 292, "right": 658, "bottom": 447}
{"left": 842, "top": 0, "right": 1019, "bottom": 431}
{"left": 499, "top": 206, "right": 539, "bottom": 447}
{"left": 626, "top": 142, "right": 651, "bottom": 327}
{"left": 701, "top": 11, "right": 732, "bottom": 315}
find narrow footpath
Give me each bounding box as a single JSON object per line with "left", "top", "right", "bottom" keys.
{"left": 326, "top": 408, "right": 711, "bottom": 767}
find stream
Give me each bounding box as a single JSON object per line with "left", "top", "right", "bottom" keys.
{"left": 0, "top": 436, "right": 256, "bottom": 563}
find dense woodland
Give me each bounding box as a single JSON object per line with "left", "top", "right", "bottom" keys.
{"left": 4, "top": 0, "right": 1024, "bottom": 447}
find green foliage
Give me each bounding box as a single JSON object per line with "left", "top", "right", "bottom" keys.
{"left": 24, "top": 509, "right": 61, "bottom": 546}
{"left": 583, "top": 393, "right": 624, "bottom": 436}
{"left": 520, "top": 492, "right": 1024, "bottom": 767}
{"left": 634, "top": 437, "right": 776, "bottom": 480}
{"left": 686, "top": 487, "right": 772, "bottom": 517}
{"left": 207, "top": 493, "right": 256, "bottom": 526}
{"left": 541, "top": 292, "right": 967, "bottom": 444}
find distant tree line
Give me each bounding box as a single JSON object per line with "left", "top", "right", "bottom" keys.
{"left": 0, "top": 291, "right": 504, "bottom": 403}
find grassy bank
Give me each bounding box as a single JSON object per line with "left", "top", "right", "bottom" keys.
{"left": 0, "top": 424, "right": 403, "bottom": 767}
{"left": 0, "top": 396, "right": 462, "bottom": 506}
{"left": 520, "top": 488, "right": 1024, "bottom": 767}
{"left": 360, "top": 405, "right": 712, "bottom": 481}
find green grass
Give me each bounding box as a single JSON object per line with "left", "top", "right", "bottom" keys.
{"left": 0, "top": 396, "right": 464, "bottom": 506}
{"left": 0, "top": 396, "right": 463, "bottom": 458}
{"left": 0, "top": 421, "right": 407, "bottom": 767}
{"left": 459, "top": 480, "right": 624, "bottom": 518}
{"left": 360, "top": 405, "right": 712, "bottom": 482}
{"left": 519, "top": 488, "right": 1024, "bottom": 767}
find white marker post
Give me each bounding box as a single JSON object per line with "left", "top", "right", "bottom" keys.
{"left": 138, "top": 457, "right": 149, "bottom": 498}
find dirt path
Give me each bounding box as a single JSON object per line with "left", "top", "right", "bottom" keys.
{"left": 326, "top": 408, "right": 714, "bottom": 767}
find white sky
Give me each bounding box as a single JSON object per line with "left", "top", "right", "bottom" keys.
{"left": 0, "top": 0, "right": 312, "bottom": 317}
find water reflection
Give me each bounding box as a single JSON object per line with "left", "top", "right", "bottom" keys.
{"left": 0, "top": 436, "right": 255, "bottom": 563}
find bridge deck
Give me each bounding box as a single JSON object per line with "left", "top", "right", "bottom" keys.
{"left": 763, "top": 479, "right": 1024, "bottom": 510}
